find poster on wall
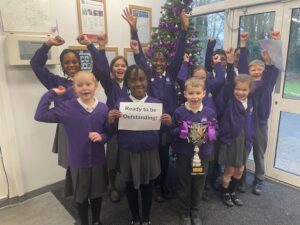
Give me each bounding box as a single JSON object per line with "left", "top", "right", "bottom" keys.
{"left": 129, "top": 5, "right": 152, "bottom": 46}
{"left": 77, "top": 0, "right": 107, "bottom": 42}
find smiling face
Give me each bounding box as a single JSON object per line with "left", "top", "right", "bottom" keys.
{"left": 61, "top": 53, "right": 81, "bottom": 77}
{"left": 193, "top": 67, "right": 207, "bottom": 80}
{"left": 127, "top": 67, "right": 148, "bottom": 100}
{"left": 151, "top": 52, "right": 168, "bottom": 76}
{"left": 184, "top": 84, "right": 206, "bottom": 110}
{"left": 249, "top": 64, "right": 265, "bottom": 81}
{"left": 234, "top": 81, "right": 251, "bottom": 102}
{"left": 111, "top": 58, "right": 127, "bottom": 82}
{"left": 73, "top": 72, "right": 98, "bottom": 103}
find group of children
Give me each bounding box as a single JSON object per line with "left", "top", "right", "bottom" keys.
{"left": 31, "top": 6, "right": 280, "bottom": 225}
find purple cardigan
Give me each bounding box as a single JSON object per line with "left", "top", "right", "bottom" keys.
{"left": 131, "top": 30, "right": 187, "bottom": 115}
{"left": 108, "top": 96, "right": 162, "bottom": 152}
{"left": 35, "top": 90, "right": 109, "bottom": 168}
{"left": 171, "top": 105, "right": 217, "bottom": 157}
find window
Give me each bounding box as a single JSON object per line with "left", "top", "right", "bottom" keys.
{"left": 192, "top": 0, "right": 224, "bottom": 7}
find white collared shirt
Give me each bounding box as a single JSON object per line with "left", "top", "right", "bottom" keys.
{"left": 77, "top": 97, "right": 99, "bottom": 113}
{"left": 241, "top": 99, "right": 248, "bottom": 110}
{"left": 129, "top": 94, "right": 148, "bottom": 103}
{"left": 159, "top": 71, "right": 166, "bottom": 78}
{"left": 184, "top": 102, "right": 203, "bottom": 114}
{"left": 118, "top": 81, "right": 124, "bottom": 89}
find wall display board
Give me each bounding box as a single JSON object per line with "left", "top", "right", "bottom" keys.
{"left": 77, "top": 0, "right": 107, "bottom": 42}
{"left": 1, "top": 0, "right": 51, "bottom": 33}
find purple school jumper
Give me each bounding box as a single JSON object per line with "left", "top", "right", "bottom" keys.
{"left": 109, "top": 96, "right": 161, "bottom": 152}
{"left": 171, "top": 105, "right": 217, "bottom": 157}
{"left": 238, "top": 47, "right": 280, "bottom": 125}
{"left": 131, "top": 30, "right": 187, "bottom": 115}
{"left": 35, "top": 90, "right": 109, "bottom": 168}
{"left": 87, "top": 44, "right": 129, "bottom": 109}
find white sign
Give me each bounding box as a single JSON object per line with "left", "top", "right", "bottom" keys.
{"left": 119, "top": 102, "right": 162, "bottom": 131}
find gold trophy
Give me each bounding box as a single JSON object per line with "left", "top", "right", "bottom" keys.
{"left": 188, "top": 122, "right": 208, "bottom": 175}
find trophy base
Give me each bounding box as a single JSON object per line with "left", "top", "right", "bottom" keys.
{"left": 191, "top": 166, "right": 205, "bottom": 176}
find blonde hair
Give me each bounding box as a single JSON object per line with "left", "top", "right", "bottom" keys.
{"left": 184, "top": 77, "right": 206, "bottom": 91}
{"left": 249, "top": 59, "right": 265, "bottom": 69}
{"left": 73, "top": 71, "right": 98, "bottom": 85}
{"left": 235, "top": 74, "right": 254, "bottom": 92}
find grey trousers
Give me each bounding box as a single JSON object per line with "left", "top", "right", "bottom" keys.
{"left": 253, "top": 124, "right": 268, "bottom": 183}
{"left": 176, "top": 154, "right": 209, "bottom": 216}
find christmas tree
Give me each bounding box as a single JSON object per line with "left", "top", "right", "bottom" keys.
{"left": 146, "top": 0, "right": 201, "bottom": 65}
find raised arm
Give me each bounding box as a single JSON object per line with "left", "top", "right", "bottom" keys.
{"left": 205, "top": 39, "right": 216, "bottom": 72}
{"left": 238, "top": 32, "right": 250, "bottom": 74}
{"left": 30, "top": 36, "right": 67, "bottom": 89}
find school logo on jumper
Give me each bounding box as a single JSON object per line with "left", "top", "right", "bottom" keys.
{"left": 166, "top": 77, "right": 171, "bottom": 85}
{"left": 249, "top": 107, "right": 254, "bottom": 115}
{"left": 201, "top": 117, "right": 208, "bottom": 123}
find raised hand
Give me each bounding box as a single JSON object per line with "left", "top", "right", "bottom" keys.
{"left": 122, "top": 7, "right": 137, "bottom": 31}
{"left": 130, "top": 40, "right": 140, "bottom": 54}
{"left": 97, "top": 33, "right": 108, "bottom": 50}
{"left": 240, "top": 32, "right": 249, "bottom": 47}
{"left": 88, "top": 132, "right": 102, "bottom": 142}
{"left": 261, "top": 50, "right": 272, "bottom": 65}
{"left": 53, "top": 85, "right": 66, "bottom": 95}
{"left": 46, "top": 35, "right": 65, "bottom": 46}
{"left": 161, "top": 113, "right": 172, "bottom": 126}
{"left": 226, "top": 48, "right": 234, "bottom": 64}
{"left": 180, "top": 9, "right": 189, "bottom": 31}
{"left": 108, "top": 109, "right": 122, "bottom": 124}
{"left": 183, "top": 53, "right": 190, "bottom": 62}
{"left": 270, "top": 31, "right": 281, "bottom": 40}
{"left": 77, "top": 34, "right": 92, "bottom": 45}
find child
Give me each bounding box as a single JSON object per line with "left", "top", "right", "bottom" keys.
{"left": 107, "top": 65, "right": 172, "bottom": 225}
{"left": 34, "top": 71, "right": 109, "bottom": 225}
{"left": 123, "top": 7, "right": 189, "bottom": 202}
{"left": 77, "top": 33, "right": 129, "bottom": 202}
{"left": 171, "top": 77, "right": 217, "bottom": 225}
{"left": 237, "top": 31, "right": 281, "bottom": 195}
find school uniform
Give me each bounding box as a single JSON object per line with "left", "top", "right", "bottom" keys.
{"left": 171, "top": 103, "right": 216, "bottom": 219}
{"left": 35, "top": 90, "right": 109, "bottom": 202}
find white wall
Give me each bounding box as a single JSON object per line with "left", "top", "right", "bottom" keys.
{"left": 0, "top": 0, "right": 165, "bottom": 198}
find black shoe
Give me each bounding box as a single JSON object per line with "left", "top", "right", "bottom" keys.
{"left": 141, "top": 221, "right": 151, "bottom": 225}
{"left": 179, "top": 214, "right": 192, "bottom": 225}
{"left": 153, "top": 187, "right": 164, "bottom": 203}
{"left": 131, "top": 220, "right": 141, "bottom": 225}
{"left": 230, "top": 192, "right": 243, "bottom": 206}
{"left": 109, "top": 189, "right": 121, "bottom": 202}
{"left": 162, "top": 186, "right": 172, "bottom": 200}
{"left": 253, "top": 183, "right": 262, "bottom": 195}
{"left": 237, "top": 179, "right": 247, "bottom": 193}
{"left": 221, "top": 192, "right": 234, "bottom": 207}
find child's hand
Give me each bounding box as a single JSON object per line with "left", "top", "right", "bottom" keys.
{"left": 261, "top": 50, "right": 272, "bottom": 65}
{"left": 270, "top": 31, "right": 281, "bottom": 40}
{"left": 53, "top": 86, "right": 66, "bottom": 95}
{"left": 212, "top": 54, "right": 221, "bottom": 64}
{"left": 122, "top": 7, "right": 137, "bottom": 31}
{"left": 130, "top": 40, "right": 140, "bottom": 54}
{"left": 108, "top": 109, "right": 122, "bottom": 124}
{"left": 77, "top": 34, "right": 92, "bottom": 45}
{"left": 161, "top": 114, "right": 172, "bottom": 126}
{"left": 46, "top": 36, "right": 65, "bottom": 46}
{"left": 208, "top": 39, "right": 216, "bottom": 48}
{"left": 240, "top": 32, "right": 249, "bottom": 47}
{"left": 180, "top": 9, "right": 189, "bottom": 31}
{"left": 183, "top": 53, "right": 190, "bottom": 62}
{"left": 97, "top": 33, "right": 107, "bottom": 50}
{"left": 89, "top": 132, "right": 102, "bottom": 142}
{"left": 226, "top": 47, "right": 234, "bottom": 64}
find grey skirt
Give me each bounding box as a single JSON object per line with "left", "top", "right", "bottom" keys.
{"left": 52, "top": 124, "right": 68, "bottom": 168}
{"left": 118, "top": 149, "right": 161, "bottom": 189}
{"left": 107, "top": 135, "right": 118, "bottom": 170}
{"left": 218, "top": 129, "right": 249, "bottom": 167}
{"left": 70, "top": 165, "right": 108, "bottom": 203}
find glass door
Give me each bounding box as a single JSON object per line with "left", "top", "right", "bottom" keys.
{"left": 231, "top": 2, "right": 300, "bottom": 187}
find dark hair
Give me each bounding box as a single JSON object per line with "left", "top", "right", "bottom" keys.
{"left": 212, "top": 48, "right": 226, "bottom": 57}
{"left": 124, "top": 65, "right": 148, "bottom": 87}
{"left": 110, "top": 56, "right": 128, "bottom": 72}
{"left": 60, "top": 49, "right": 81, "bottom": 66}
{"left": 152, "top": 50, "right": 168, "bottom": 61}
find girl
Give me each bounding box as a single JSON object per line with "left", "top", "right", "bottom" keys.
{"left": 35, "top": 71, "right": 109, "bottom": 225}
{"left": 77, "top": 33, "right": 129, "bottom": 202}
{"left": 107, "top": 65, "right": 172, "bottom": 225}
{"left": 123, "top": 8, "right": 189, "bottom": 202}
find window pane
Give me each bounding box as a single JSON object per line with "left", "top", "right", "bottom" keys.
{"left": 192, "top": 0, "right": 224, "bottom": 7}
{"left": 191, "top": 12, "right": 225, "bottom": 64}
{"left": 239, "top": 12, "right": 275, "bottom": 62}
{"left": 283, "top": 8, "right": 300, "bottom": 100}
{"left": 275, "top": 112, "right": 300, "bottom": 176}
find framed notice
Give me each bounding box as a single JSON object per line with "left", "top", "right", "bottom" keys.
{"left": 69, "top": 45, "right": 118, "bottom": 71}
{"left": 129, "top": 5, "right": 152, "bottom": 46}
{"left": 77, "top": 0, "right": 107, "bottom": 42}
